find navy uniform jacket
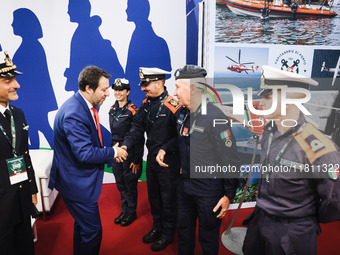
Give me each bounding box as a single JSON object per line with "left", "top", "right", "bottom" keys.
{"left": 48, "top": 92, "right": 115, "bottom": 203}
{"left": 165, "top": 103, "right": 240, "bottom": 199}
{"left": 0, "top": 104, "right": 37, "bottom": 229}
{"left": 123, "top": 90, "right": 180, "bottom": 156}
{"left": 257, "top": 114, "right": 340, "bottom": 223}
{"left": 109, "top": 100, "right": 144, "bottom": 164}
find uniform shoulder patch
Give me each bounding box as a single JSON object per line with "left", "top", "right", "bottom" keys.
{"left": 128, "top": 104, "right": 138, "bottom": 115}
{"left": 293, "top": 123, "right": 337, "bottom": 164}
{"left": 142, "top": 98, "right": 148, "bottom": 104}
{"left": 164, "top": 95, "right": 180, "bottom": 114}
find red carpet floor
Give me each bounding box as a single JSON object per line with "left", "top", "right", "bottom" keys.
{"left": 34, "top": 182, "right": 340, "bottom": 255}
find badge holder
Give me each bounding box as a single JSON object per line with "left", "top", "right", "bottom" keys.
{"left": 7, "top": 155, "right": 28, "bottom": 185}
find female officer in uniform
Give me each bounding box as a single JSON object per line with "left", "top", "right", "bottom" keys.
{"left": 109, "top": 78, "right": 144, "bottom": 227}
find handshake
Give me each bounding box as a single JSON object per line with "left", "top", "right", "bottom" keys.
{"left": 113, "top": 143, "right": 128, "bottom": 163}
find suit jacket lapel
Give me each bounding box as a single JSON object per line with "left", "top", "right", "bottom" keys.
{"left": 0, "top": 105, "right": 21, "bottom": 153}
{"left": 0, "top": 113, "right": 11, "bottom": 141}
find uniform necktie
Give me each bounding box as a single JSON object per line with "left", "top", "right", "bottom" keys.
{"left": 4, "top": 109, "right": 11, "bottom": 123}
{"left": 3, "top": 109, "right": 12, "bottom": 138}
{"left": 91, "top": 107, "right": 103, "bottom": 147}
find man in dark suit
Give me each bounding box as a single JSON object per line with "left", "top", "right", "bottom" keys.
{"left": 49, "top": 65, "right": 128, "bottom": 255}
{"left": 0, "top": 51, "right": 38, "bottom": 255}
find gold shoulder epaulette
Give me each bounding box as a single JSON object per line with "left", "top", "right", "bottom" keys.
{"left": 293, "top": 123, "right": 337, "bottom": 164}
{"left": 164, "top": 95, "right": 180, "bottom": 114}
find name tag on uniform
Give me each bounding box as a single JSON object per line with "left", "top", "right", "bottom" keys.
{"left": 121, "top": 115, "right": 129, "bottom": 117}
{"left": 6, "top": 156, "right": 28, "bottom": 185}
{"left": 194, "top": 126, "right": 205, "bottom": 133}
{"left": 280, "top": 158, "right": 305, "bottom": 170}
{"left": 159, "top": 114, "right": 167, "bottom": 117}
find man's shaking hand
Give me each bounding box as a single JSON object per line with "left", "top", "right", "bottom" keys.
{"left": 114, "top": 143, "right": 128, "bottom": 162}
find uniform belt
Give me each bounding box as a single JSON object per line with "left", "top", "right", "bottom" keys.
{"left": 263, "top": 210, "right": 314, "bottom": 223}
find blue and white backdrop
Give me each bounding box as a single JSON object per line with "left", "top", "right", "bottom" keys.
{"left": 0, "top": 0, "right": 186, "bottom": 149}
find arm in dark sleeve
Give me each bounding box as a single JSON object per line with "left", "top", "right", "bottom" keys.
{"left": 123, "top": 105, "right": 146, "bottom": 150}
{"left": 161, "top": 136, "right": 179, "bottom": 154}
{"left": 133, "top": 134, "right": 145, "bottom": 164}
{"left": 317, "top": 177, "right": 340, "bottom": 223}
{"left": 210, "top": 114, "right": 240, "bottom": 200}
{"left": 161, "top": 109, "right": 180, "bottom": 153}
{"left": 26, "top": 154, "right": 38, "bottom": 194}
{"left": 223, "top": 179, "right": 239, "bottom": 200}
{"left": 314, "top": 152, "right": 340, "bottom": 223}
{"left": 21, "top": 112, "right": 38, "bottom": 194}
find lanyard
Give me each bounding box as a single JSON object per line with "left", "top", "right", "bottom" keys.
{"left": 113, "top": 101, "right": 132, "bottom": 121}
{"left": 179, "top": 112, "right": 196, "bottom": 137}
{"left": 148, "top": 95, "right": 168, "bottom": 124}
{"left": 180, "top": 106, "right": 201, "bottom": 136}
{"left": 180, "top": 115, "right": 199, "bottom": 137}
{"left": 265, "top": 122, "right": 306, "bottom": 182}
{"left": 0, "top": 109, "right": 17, "bottom": 157}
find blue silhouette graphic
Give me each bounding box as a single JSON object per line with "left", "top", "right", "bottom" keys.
{"left": 11, "top": 8, "right": 57, "bottom": 149}
{"left": 66, "top": 0, "right": 124, "bottom": 147}
{"left": 65, "top": 0, "right": 124, "bottom": 93}
{"left": 0, "top": 43, "right": 2, "bottom": 51}
{"left": 186, "top": 0, "right": 203, "bottom": 65}
{"left": 125, "top": 0, "right": 172, "bottom": 106}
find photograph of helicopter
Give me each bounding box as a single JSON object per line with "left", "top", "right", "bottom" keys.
{"left": 225, "top": 49, "right": 259, "bottom": 74}
{"left": 321, "top": 55, "right": 340, "bottom": 86}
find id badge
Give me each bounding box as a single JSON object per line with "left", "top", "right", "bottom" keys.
{"left": 6, "top": 155, "right": 28, "bottom": 185}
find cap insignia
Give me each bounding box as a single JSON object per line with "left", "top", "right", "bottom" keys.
{"left": 139, "top": 68, "right": 144, "bottom": 79}
{"left": 4, "top": 51, "right": 13, "bottom": 67}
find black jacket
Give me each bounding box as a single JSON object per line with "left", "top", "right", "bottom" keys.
{"left": 0, "top": 104, "right": 38, "bottom": 229}
{"left": 165, "top": 103, "right": 240, "bottom": 199}
{"left": 123, "top": 90, "right": 180, "bottom": 156}
{"left": 109, "top": 100, "right": 144, "bottom": 164}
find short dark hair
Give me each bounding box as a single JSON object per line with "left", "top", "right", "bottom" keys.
{"left": 78, "top": 66, "right": 111, "bottom": 91}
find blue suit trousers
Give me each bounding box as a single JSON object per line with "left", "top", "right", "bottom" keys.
{"left": 63, "top": 198, "right": 102, "bottom": 255}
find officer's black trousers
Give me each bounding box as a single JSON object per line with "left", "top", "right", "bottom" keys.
{"left": 177, "top": 179, "right": 222, "bottom": 255}
{"left": 112, "top": 160, "right": 141, "bottom": 214}
{"left": 243, "top": 206, "right": 319, "bottom": 255}
{"left": 146, "top": 153, "right": 180, "bottom": 240}
{"left": 0, "top": 217, "right": 34, "bottom": 255}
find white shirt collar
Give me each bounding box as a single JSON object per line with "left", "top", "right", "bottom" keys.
{"left": 0, "top": 104, "right": 10, "bottom": 116}
{"left": 79, "top": 91, "right": 97, "bottom": 127}
{"left": 79, "top": 91, "right": 94, "bottom": 110}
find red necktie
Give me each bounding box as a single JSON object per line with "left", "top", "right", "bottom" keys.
{"left": 91, "top": 107, "right": 103, "bottom": 147}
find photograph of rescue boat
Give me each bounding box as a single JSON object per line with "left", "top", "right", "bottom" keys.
{"left": 222, "top": 0, "right": 337, "bottom": 19}
{"left": 216, "top": 0, "right": 340, "bottom": 45}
